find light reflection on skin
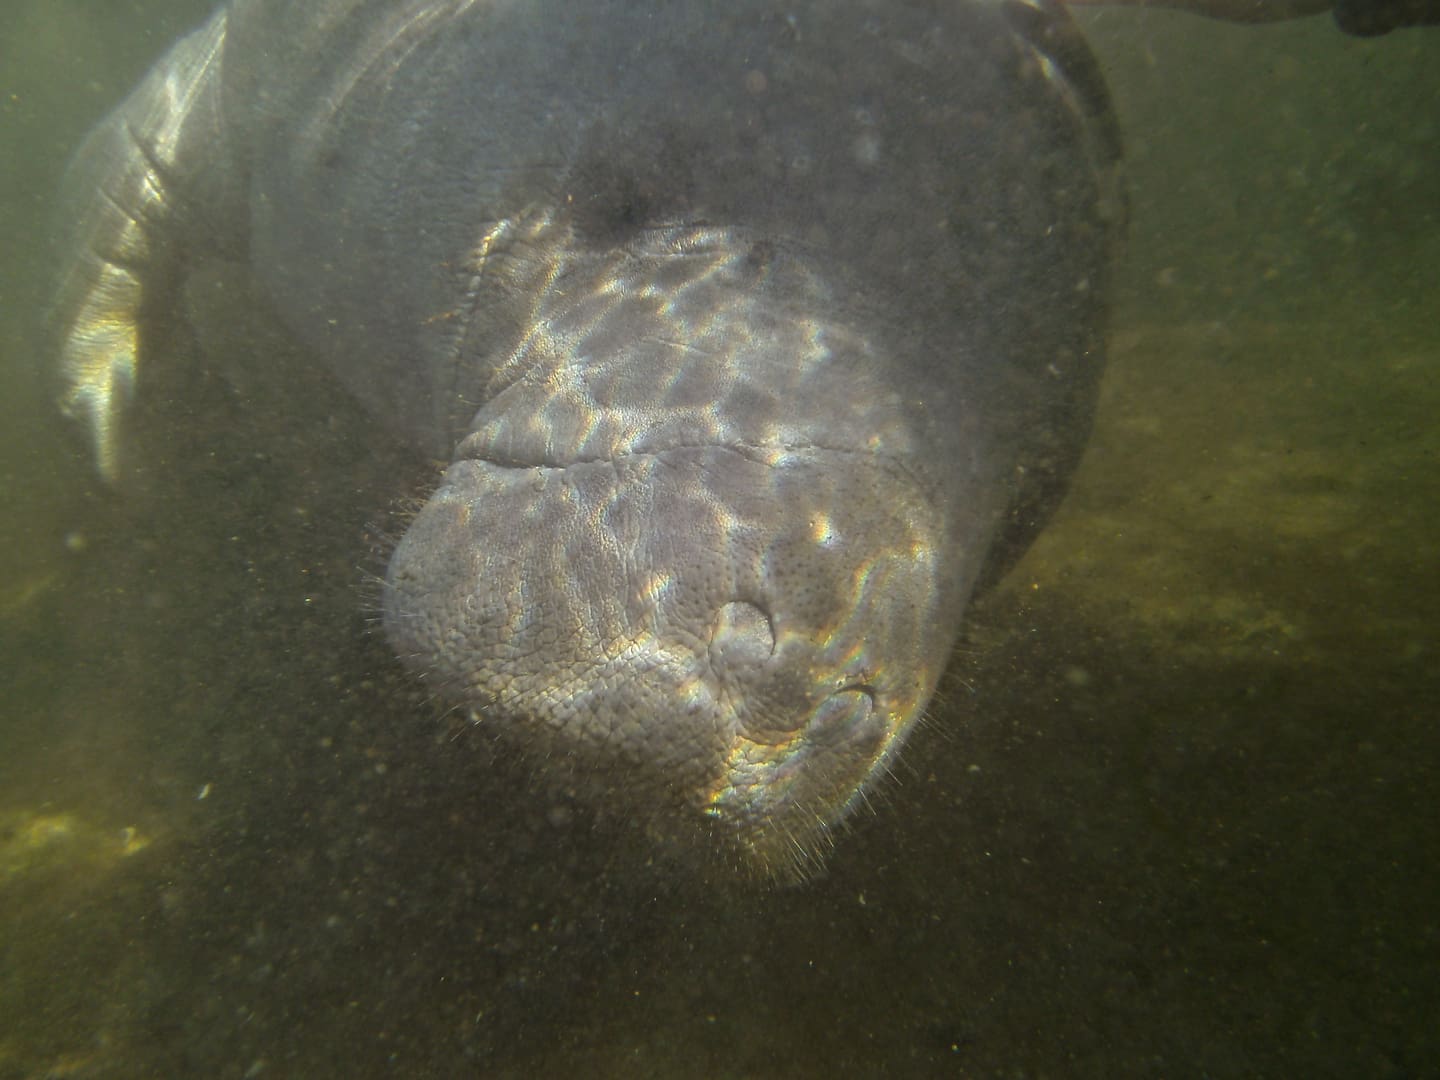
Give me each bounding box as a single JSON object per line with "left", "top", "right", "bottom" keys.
{"left": 387, "top": 220, "right": 951, "bottom": 879}
{"left": 51, "top": 0, "right": 1120, "bottom": 879}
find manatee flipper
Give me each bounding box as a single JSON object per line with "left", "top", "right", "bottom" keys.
{"left": 51, "top": 8, "right": 230, "bottom": 481}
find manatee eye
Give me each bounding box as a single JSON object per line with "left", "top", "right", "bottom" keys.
{"left": 566, "top": 130, "right": 698, "bottom": 245}
{"left": 606, "top": 178, "right": 650, "bottom": 231}
{"left": 569, "top": 164, "right": 657, "bottom": 245}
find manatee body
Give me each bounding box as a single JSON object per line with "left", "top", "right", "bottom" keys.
{"left": 53, "top": 0, "right": 1121, "bottom": 876}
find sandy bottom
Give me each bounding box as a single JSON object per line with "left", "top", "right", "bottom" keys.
{"left": 1, "top": 313, "right": 1435, "bottom": 1078}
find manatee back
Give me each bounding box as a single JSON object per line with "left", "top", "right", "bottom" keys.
{"left": 224, "top": 0, "right": 1122, "bottom": 503}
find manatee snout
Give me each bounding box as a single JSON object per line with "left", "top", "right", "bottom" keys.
{"left": 382, "top": 435, "right": 948, "bottom": 873}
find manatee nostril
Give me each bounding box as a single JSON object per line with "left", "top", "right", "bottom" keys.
{"left": 807, "top": 687, "right": 878, "bottom": 741}
{"left": 708, "top": 600, "right": 776, "bottom": 668}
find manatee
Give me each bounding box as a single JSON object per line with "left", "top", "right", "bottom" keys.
{"left": 50, "top": 0, "right": 1122, "bottom": 877}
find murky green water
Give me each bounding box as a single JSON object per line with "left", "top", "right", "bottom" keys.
{"left": 2, "top": 3, "right": 1436, "bottom": 1076}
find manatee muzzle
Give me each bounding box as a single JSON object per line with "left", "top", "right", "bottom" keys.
{"left": 382, "top": 226, "right": 956, "bottom": 874}
{"left": 382, "top": 432, "right": 947, "bottom": 873}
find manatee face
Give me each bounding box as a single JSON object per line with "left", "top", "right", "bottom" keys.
{"left": 51, "top": 0, "right": 1116, "bottom": 878}
{"left": 384, "top": 226, "right": 959, "bottom": 875}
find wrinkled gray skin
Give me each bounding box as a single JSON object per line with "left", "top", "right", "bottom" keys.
{"left": 52, "top": 0, "right": 1121, "bottom": 877}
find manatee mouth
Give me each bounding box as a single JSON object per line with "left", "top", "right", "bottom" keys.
{"left": 702, "top": 684, "right": 902, "bottom": 875}
{"left": 702, "top": 603, "right": 896, "bottom": 859}
{"left": 453, "top": 429, "right": 792, "bottom": 472}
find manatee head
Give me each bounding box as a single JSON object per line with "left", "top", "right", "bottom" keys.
{"left": 383, "top": 222, "right": 966, "bottom": 877}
